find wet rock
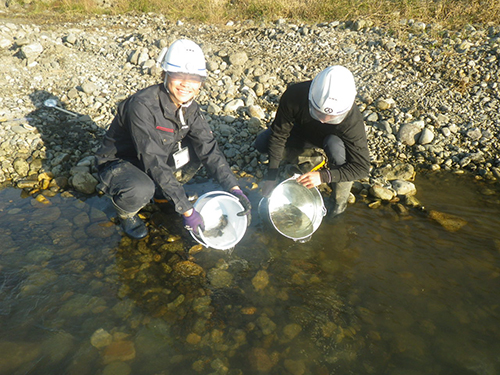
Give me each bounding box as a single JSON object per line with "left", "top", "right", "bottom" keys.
{"left": 248, "top": 347, "right": 275, "bottom": 372}
{"left": 283, "top": 323, "right": 302, "bottom": 340}
{"left": 42, "top": 332, "right": 75, "bottom": 364}
{"left": 0, "top": 341, "right": 41, "bottom": 374}
{"left": 256, "top": 314, "right": 277, "bottom": 335}
{"left": 86, "top": 221, "right": 116, "bottom": 238}
{"left": 284, "top": 359, "right": 306, "bottom": 375}
{"left": 186, "top": 333, "right": 202, "bottom": 345}
{"left": 102, "top": 340, "right": 136, "bottom": 364}
{"left": 428, "top": 210, "right": 468, "bottom": 232}
{"left": 91, "top": 328, "right": 113, "bottom": 349}
{"left": 102, "top": 361, "right": 132, "bottom": 375}
{"left": 252, "top": 269, "right": 269, "bottom": 291}
{"left": 207, "top": 268, "right": 233, "bottom": 288}
{"left": 20, "top": 269, "right": 58, "bottom": 296}
{"left": 173, "top": 260, "right": 205, "bottom": 277}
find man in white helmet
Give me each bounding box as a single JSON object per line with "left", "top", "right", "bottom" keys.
{"left": 255, "top": 65, "right": 370, "bottom": 217}
{"left": 96, "top": 39, "right": 251, "bottom": 239}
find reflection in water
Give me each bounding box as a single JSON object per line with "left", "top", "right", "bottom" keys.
{"left": 270, "top": 203, "right": 314, "bottom": 238}
{"left": 0, "top": 173, "right": 499, "bottom": 374}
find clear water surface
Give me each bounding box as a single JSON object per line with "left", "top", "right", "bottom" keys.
{"left": 0, "top": 172, "right": 499, "bottom": 375}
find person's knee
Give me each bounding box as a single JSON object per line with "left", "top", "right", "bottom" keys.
{"left": 114, "top": 175, "right": 155, "bottom": 211}
{"left": 130, "top": 178, "right": 155, "bottom": 205}
{"left": 324, "top": 135, "right": 346, "bottom": 166}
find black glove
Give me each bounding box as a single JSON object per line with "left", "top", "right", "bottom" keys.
{"left": 261, "top": 180, "right": 277, "bottom": 197}
{"left": 230, "top": 188, "right": 252, "bottom": 226}
{"left": 261, "top": 168, "right": 279, "bottom": 197}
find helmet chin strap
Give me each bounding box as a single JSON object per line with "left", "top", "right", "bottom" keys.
{"left": 164, "top": 75, "right": 194, "bottom": 125}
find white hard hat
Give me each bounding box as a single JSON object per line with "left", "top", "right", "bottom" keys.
{"left": 308, "top": 66, "right": 356, "bottom": 124}
{"left": 157, "top": 39, "right": 207, "bottom": 77}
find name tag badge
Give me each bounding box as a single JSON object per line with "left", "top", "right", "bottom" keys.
{"left": 173, "top": 146, "right": 190, "bottom": 169}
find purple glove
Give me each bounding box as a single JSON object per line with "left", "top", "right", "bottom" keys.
{"left": 183, "top": 209, "right": 205, "bottom": 235}
{"left": 230, "top": 189, "right": 252, "bottom": 225}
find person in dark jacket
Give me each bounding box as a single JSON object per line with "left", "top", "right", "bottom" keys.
{"left": 255, "top": 65, "right": 370, "bottom": 217}
{"left": 96, "top": 39, "right": 251, "bottom": 239}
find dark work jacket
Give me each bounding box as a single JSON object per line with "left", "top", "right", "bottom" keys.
{"left": 96, "top": 84, "right": 238, "bottom": 214}
{"left": 268, "top": 81, "right": 371, "bottom": 183}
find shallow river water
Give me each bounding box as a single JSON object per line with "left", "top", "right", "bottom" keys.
{"left": 0, "top": 172, "right": 499, "bottom": 375}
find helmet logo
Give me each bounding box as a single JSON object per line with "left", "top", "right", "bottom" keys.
{"left": 324, "top": 107, "right": 334, "bottom": 114}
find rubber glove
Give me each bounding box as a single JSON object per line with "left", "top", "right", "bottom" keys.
{"left": 230, "top": 188, "right": 252, "bottom": 226}
{"left": 183, "top": 209, "right": 205, "bottom": 235}
{"left": 261, "top": 168, "right": 279, "bottom": 197}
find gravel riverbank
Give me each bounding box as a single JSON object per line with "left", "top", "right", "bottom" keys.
{"left": 1, "top": 11, "right": 500, "bottom": 200}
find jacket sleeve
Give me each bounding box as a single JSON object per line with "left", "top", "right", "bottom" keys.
{"left": 128, "top": 99, "right": 193, "bottom": 214}
{"left": 267, "top": 88, "right": 296, "bottom": 170}
{"left": 186, "top": 112, "right": 238, "bottom": 190}
{"left": 327, "top": 109, "right": 371, "bottom": 183}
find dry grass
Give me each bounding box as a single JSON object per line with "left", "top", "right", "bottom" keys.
{"left": 12, "top": 0, "right": 500, "bottom": 30}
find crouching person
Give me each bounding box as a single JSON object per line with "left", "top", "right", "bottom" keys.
{"left": 96, "top": 39, "right": 250, "bottom": 239}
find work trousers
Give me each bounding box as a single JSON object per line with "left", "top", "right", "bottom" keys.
{"left": 97, "top": 143, "right": 201, "bottom": 214}
{"left": 254, "top": 128, "right": 347, "bottom": 168}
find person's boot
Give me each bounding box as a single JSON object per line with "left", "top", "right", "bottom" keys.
{"left": 329, "top": 181, "right": 353, "bottom": 217}
{"left": 113, "top": 201, "right": 148, "bottom": 239}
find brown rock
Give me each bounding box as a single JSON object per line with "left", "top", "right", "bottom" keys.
{"left": 428, "top": 210, "right": 467, "bottom": 232}
{"left": 102, "top": 340, "right": 136, "bottom": 364}
{"left": 248, "top": 347, "right": 274, "bottom": 372}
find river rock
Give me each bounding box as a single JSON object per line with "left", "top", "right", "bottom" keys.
{"left": 284, "top": 359, "right": 306, "bottom": 375}
{"left": 102, "top": 341, "right": 136, "bottom": 364}
{"left": 418, "top": 127, "right": 435, "bottom": 145}
{"left": 391, "top": 180, "right": 417, "bottom": 196}
{"left": 102, "top": 361, "right": 132, "bottom": 375}
{"left": 20, "top": 42, "right": 43, "bottom": 61}
{"left": 252, "top": 270, "right": 269, "bottom": 291}
{"left": 248, "top": 347, "right": 275, "bottom": 372}
{"left": 0, "top": 341, "right": 42, "bottom": 374}
{"left": 223, "top": 98, "right": 245, "bottom": 112}
{"left": 71, "top": 171, "right": 98, "bottom": 194}
{"left": 370, "top": 184, "right": 395, "bottom": 200}
{"left": 428, "top": 210, "right": 468, "bottom": 232}
{"left": 398, "top": 121, "right": 425, "bottom": 146}
{"left": 207, "top": 268, "right": 233, "bottom": 288}
{"left": 283, "top": 323, "right": 302, "bottom": 340}
{"left": 91, "top": 328, "right": 113, "bottom": 349}
{"left": 229, "top": 51, "right": 248, "bottom": 66}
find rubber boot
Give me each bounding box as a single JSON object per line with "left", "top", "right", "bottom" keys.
{"left": 329, "top": 181, "right": 353, "bottom": 217}
{"left": 113, "top": 201, "right": 148, "bottom": 240}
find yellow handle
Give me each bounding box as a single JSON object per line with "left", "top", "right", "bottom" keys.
{"left": 310, "top": 159, "right": 326, "bottom": 172}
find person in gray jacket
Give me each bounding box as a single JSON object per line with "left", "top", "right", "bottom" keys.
{"left": 96, "top": 39, "right": 250, "bottom": 239}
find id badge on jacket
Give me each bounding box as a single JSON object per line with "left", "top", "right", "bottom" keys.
{"left": 173, "top": 141, "right": 190, "bottom": 169}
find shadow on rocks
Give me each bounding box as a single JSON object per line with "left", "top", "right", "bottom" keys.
{"left": 16, "top": 90, "right": 104, "bottom": 196}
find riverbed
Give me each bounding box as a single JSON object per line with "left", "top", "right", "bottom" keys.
{"left": 0, "top": 172, "right": 499, "bottom": 375}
